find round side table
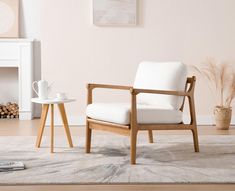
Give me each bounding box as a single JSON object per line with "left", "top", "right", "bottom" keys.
{"left": 31, "top": 98, "right": 76, "bottom": 153}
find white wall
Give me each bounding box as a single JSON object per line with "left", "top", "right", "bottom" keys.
{"left": 20, "top": 0, "right": 41, "bottom": 39}
{"left": 21, "top": 0, "right": 235, "bottom": 125}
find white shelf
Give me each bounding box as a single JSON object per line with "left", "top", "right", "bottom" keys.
{"left": 0, "top": 60, "right": 19, "bottom": 68}
{"left": 0, "top": 38, "right": 34, "bottom": 42}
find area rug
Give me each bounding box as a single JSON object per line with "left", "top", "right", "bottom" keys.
{"left": 0, "top": 134, "right": 235, "bottom": 184}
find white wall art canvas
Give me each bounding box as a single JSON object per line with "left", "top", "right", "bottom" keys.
{"left": 0, "top": 0, "right": 19, "bottom": 37}
{"left": 93, "top": 0, "right": 136, "bottom": 25}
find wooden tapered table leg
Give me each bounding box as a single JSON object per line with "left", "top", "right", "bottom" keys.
{"left": 36, "top": 104, "right": 49, "bottom": 148}
{"left": 58, "top": 103, "right": 73, "bottom": 147}
{"left": 50, "top": 104, "right": 54, "bottom": 153}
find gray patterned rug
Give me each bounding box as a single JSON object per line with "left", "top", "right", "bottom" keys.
{"left": 0, "top": 134, "right": 235, "bottom": 184}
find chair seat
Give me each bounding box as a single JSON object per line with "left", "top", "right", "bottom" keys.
{"left": 86, "top": 103, "right": 183, "bottom": 125}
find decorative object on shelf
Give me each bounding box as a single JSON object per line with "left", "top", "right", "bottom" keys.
{"left": 32, "top": 80, "right": 53, "bottom": 100}
{"left": 0, "top": 0, "right": 19, "bottom": 38}
{"left": 193, "top": 58, "right": 235, "bottom": 130}
{"left": 93, "top": 0, "right": 136, "bottom": 25}
{"left": 0, "top": 102, "right": 19, "bottom": 119}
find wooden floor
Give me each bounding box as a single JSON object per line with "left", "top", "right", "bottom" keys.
{"left": 0, "top": 119, "right": 235, "bottom": 191}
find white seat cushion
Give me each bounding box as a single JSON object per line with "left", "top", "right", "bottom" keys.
{"left": 86, "top": 103, "right": 183, "bottom": 125}
{"left": 134, "top": 61, "right": 187, "bottom": 109}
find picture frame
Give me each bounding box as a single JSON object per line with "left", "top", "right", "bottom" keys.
{"left": 0, "top": 0, "right": 19, "bottom": 38}
{"left": 93, "top": 0, "right": 137, "bottom": 26}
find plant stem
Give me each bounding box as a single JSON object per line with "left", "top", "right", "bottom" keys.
{"left": 221, "top": 88, "right": 224, "bottom": 107}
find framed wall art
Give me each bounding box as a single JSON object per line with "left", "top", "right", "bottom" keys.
{"left": 0, "top": 0, "right": 19, "bottom": 38}
{"left": 93, "top": 0, "right": 137, "bottom": 26}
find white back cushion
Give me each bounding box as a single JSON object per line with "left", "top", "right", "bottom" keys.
{"left": 133, "top": 61, "right": 187, "bottom": 109}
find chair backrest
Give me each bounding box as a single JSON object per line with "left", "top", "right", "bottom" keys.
{"left": 133, "top": 61, "right": 187, "bottom": 110}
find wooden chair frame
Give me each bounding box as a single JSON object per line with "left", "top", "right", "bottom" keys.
{"left": 86, "top": 76, "right": 199, "bottom": 164}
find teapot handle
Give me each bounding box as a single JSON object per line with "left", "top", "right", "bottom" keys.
{"left": 32, "top": 81, "right": 39, "bottom": 96}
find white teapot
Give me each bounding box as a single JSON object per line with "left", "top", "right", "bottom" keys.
{"left": 32, "top": 80, "right": 53, "bottom": 100}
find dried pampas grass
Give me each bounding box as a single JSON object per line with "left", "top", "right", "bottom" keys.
{"left": 226, "top": 73, "right": 235, "bottom": 107}
{"left": 192, "top": 58, "right": 235, "bottom": 107}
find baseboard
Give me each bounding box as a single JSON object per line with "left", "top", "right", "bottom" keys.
{"left": 183, "top": 115, "right": 214, "bottom": 125}
{"left": 45, "top": 115, "right": 235, "bottom": 127}
{"left": 184, "top": 115, "right": 235, "bottom": 126}
{"left": 19, "top": 111, "right": 33, "bottom": 120}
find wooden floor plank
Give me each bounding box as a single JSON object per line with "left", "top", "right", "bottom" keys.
{"left": 1, "top": 184, "right": 235, "bottom": 191}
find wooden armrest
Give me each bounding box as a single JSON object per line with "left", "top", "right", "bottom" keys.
{"left": 87, "top": 83, "right": 132, "bottom": 91}
{"left": 132, "top": 88, "right": 189, "bottom": 96}
{"left": 187, "top": 76, "right": 196, "bottom": 83}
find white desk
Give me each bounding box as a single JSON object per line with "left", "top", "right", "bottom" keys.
{"left": 31, "top": 98, "right": 76, "bottom": 153}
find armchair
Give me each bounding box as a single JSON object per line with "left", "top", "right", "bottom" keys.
{"left": 85, "top": 61, "right": 199, "bottom": 164}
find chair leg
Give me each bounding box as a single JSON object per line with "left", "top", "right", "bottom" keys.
{"left": 86, "top": 120, "right": 92, "bottom": 153}
{"left": 148, "top": 130, "right": 154, "bottom": 143}
{"left": 191, "top": 128, "right": 199, "bottom": 152}
{"left": 130, "top": 129, "right": 137, "bottom": 165}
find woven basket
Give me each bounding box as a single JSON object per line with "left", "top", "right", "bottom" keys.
{"left": 214, "top": 106, "right": 232, "bottom": 130}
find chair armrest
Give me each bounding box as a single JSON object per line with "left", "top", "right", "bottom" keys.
{"left": 129, "top": 88, "right": 192, "bottom": 127}
{"left": 86, "top": 83, "right": 132, "bottom": 105}
{"left": 132, "top": 88, "right": 189, "bottom": 96}
{"left": 87, "top": 83, "right": 132, "bottom": 91}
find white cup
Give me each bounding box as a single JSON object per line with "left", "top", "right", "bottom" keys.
{"left": 56, "top": 93, "right": 67, "bottom": 100}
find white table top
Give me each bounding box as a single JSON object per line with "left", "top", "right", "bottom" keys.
{"left": 31, "top": 98, "right": 76, "bottom": 104}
